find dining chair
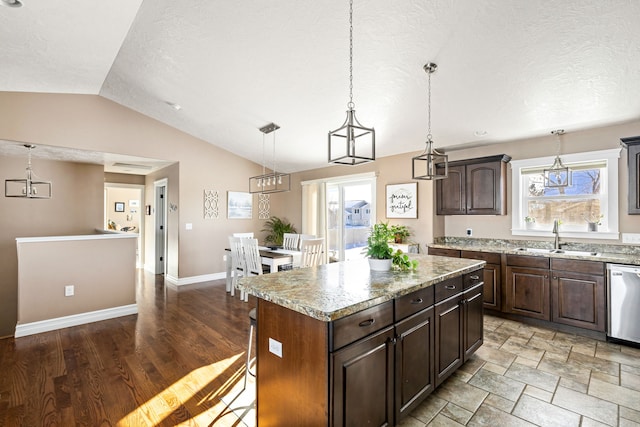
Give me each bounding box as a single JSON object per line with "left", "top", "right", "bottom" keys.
{"left": 299, "top": 237, "right": 324, "bottom": 268}
{"left": 240, "top": 238, "right": 263, "bottom": 302}
{"left": 282, "top": 233, "right": 299, "bottom": 250}
{"left": 233, "top": 232, "right": 254, "bottom": 238}
{"left": 228, "top": 236, "right": 246, "bottom": 298}
{"left": 297, "top": 234, "right": 316, "bottom": 249}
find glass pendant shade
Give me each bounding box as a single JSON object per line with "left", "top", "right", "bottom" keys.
{"left": 5, "top": 145, "right": 52, "bottom": 198}
{"left": 412, "top": 139, "right": 448, "bottom": 180}
{"left": 544, "top": 129, "right": 571, "bottom": 188}
{"left": 328, "top": 109, "right": 375, "bottom": 165}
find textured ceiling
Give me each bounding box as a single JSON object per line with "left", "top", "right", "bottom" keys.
{"left": 2, "top": 0, "right": 640, "bottom": 173}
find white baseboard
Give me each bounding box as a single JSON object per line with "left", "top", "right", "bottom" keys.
{"left": 165, "top": 272, "right": 227, "bottom": 287}
{"left": 14, "top": 304, "right": 138, "bottom": 338}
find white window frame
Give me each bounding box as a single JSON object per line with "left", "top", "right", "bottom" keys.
{"left": 510, "top": 148, "right": 620, "bottom": 240}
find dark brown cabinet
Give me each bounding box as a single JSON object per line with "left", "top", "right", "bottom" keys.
{"left": 436, "top": 154, "right": 511, "bottom": 215}
{"left": 461, "top": 250, "right": 501, "bottom": 311}
{"left": 332, "top": 326, "right": 395, "bottom": 427}
{"left": 551, "top": 258, "right": 606, "bottom": 332}
{"left": 505, "top": 255, "right": 550, "bottom": 321}
{"left": 621, "top": 136, "right": 640, "bottom": 214}
{"left": 434, "top": 290, "right": 464, "bottom": 386}
{"left": 463, "top": 282, "right": 484, "bottom": 359}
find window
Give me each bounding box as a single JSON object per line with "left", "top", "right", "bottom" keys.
{"left": 511, "top": 149, "right": 620, "bottom": 239}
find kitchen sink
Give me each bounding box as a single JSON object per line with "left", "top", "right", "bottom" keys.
{"left": 515, "top": 247, "right": 600, "bottom": 257}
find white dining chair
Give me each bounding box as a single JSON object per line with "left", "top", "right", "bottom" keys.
{"left": 299, "top": 238, "right": 324, "bottom": 268}
{"left": 240, "top": 238, "right": 263, "bottom": 302}
{"left": 282, "top": 233, "right": 299, "bottom": 250}
{"left": 233, "top": 232, "right": 254, "bottom": 238}
{"left": 228, "top": 236, "right": 246, "bottom": 298}
{"left": 297, "top": 234, "right": 316, "bottom": 249}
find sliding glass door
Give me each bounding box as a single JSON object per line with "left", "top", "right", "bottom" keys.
{"left": 327, "top": 178, "right": 375, "bottom": 262}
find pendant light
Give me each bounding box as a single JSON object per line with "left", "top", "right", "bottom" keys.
{"left": 328, "top": 0, "right": 375, "bottom": 166}
{"left": 412, "top": 62, "right": 448, "bottom": 180}
{"left": 5, "top": 144, "right": 52, "bottom": 198}
{"left": 249, "top": 123, "right": 291, "bottom": 194}
{"left": 544, "top": 129, "right": 571, "bottom": 188}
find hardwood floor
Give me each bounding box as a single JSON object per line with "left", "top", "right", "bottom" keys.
{"left": 0, "top": 270, "right": 254, "bottom": 426}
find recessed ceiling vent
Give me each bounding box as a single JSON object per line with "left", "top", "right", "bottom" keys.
{"left": 112, "top": 162, "right": 153, "bottom": 170}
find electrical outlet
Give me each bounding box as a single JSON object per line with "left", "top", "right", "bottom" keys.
{"left": 466, "top": 228, "right": 472, "bottom": 236}
{"left": 622, "top": 233, "right": 640, "bottom": 244}
{"left": 64, "top": 285, "right": 74, "bottom": 297}
{"left": 185, "top": 223, "right": 193, "bottom": 230}
{"left": 269, "top": 338, "right": 283, "bottom": 358}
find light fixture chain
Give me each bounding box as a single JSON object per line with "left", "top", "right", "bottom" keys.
{"left": 348, "top": 0, "right": 354, "bottom": 109}
{"left": 427, "top": 70, "right": 432, "bottom": 141}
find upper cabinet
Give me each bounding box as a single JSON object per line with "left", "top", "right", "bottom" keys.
{"left": 436, "top": 154, "right": 511, "bottom": 215}
{"left": 621, "top": 136, "right": 640, "bottom": 215}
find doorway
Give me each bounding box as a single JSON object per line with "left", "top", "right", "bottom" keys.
{"left": 104, "top": 183, "right": 144, "bottom": 268}
{"left": 326, "top": 178, "right": 376, "bottom": 262}
{"left": 154, "top": 179, "right": 168, "bottom": 275}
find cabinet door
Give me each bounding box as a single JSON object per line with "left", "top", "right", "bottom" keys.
{"left": 332, "top": 326, "right": 395, "bottom": 427}
{"left": 482, "top": 263, "right": 501, "bottom": 311}
{"left": 435, "top": 294, "right": 464, "bottom": 386}
{"left": 436, "top": 165, "right": 466, "bottom": 215}
{"left": 464, "top": 283, "right": 484, "bottom": 360}
{"left": 395, "top": 307, "right": 434, "bottom": 421}
{"left": 627, "top": 141, "right": 640, "bottom": 214}
{"left": 466, "top": 161, "right": 503, "bottom": 215}
{"left": 551, "top": 270, "right": 605, "bottom": 331}
{"left": 505, "top": 266, "right": 550, "bottom": 321}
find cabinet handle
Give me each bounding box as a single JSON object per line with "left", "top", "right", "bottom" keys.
{"left": 445, "top": 285, "right": 456, "bottom": 290}
{"left": 470, "top": 275, "right": 480, "bottom": 280}
{"left": 359, "top": 319, "right": 375, "bottom": 327}
{"left": 411, "top": 298, "right": 424, "bottom": 304}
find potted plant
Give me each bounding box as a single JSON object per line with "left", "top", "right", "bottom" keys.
{"left": 365, "top": 222, "right": 418, "bottom": 271}
{"left": 585, "top": 213, "right": 603, "bottom": 232}
{"left": 262, "top": 216, "right": 297, "bottom": 246}
{"left": 524, "top": 216, "right": 536, "bottom": 230}
{"left": 390, "top": 224, "right": 410, "bottom": 244}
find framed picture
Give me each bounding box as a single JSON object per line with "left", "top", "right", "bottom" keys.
{"left": 115, "top": 202, "right": 125, "bottom": 212}
{"left": 228, "top": 191, "right": 253, "bottom": 219}
{"left": 129, "top": 199, "right": 140, "bottom": 208}
{"left": 386, "top": 183, "right": 418, "bottom": 218}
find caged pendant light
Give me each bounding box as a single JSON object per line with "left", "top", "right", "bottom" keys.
{"left": 249, "top": 123, "right": 291, "bottom": 194}
{"left": 544, "top": 129, "right": 571, "bottom": 188}
{"left": 5, "top": 144, "right": 52, "bottom": 199}
{"left": 412, "top": 62, "right": 448, "bottom": 180}
{"left": 328, "top": 0, "right": 375, "bottom": 166}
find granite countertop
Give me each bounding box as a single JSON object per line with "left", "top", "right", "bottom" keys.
{"left": 237, "top": 254, "right": 485, "bottom": 322}
{"left": 428, "top": 239, "right": 640, "bottom": 266}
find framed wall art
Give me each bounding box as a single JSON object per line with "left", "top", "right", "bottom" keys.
{"left": 115, "top": 202, "right": 125, "bottom": 212}
{"left": 227, "top": 191, "right": 253, "bottom": 219}
{"left": 386, "top": 183, "right": 418, "bottom": 218}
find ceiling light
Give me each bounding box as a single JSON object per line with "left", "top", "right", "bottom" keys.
{"left": 474, "top": 130, "right": 488, "bottom": 137}
{"left": 544, "top": 129, "right": 572, "bottom": 188}
{"left": 1, "top": 0, "right": 22, "bottom": 7}
{"left": 166, "top": 102, "right": 181, "bottom": 111}
{"left": 249, "top": 123, "right": 291, "bottom": 194}
{"left": 5, "top": 144, "right": 52, "bottom": 198}
{"left": 328, "top": 0, "right": 375, "bottom": 166}
{"left": 412, "top": 62, "right": 448, "bottom": 180}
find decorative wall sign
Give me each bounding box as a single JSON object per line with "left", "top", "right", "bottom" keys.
{"left": 258, "top": 193, "right": 270, "bottom": 219}
{"left": 386, "top": 183, "right": 418, "bottom": 218}
{"left": 115, "top": 202, "right": 125, "bottom": 212}
{"left": 228, "top": 191, "right": 252, "bottom": 219}
{"left": 204, "top": 190, "right": 219, "bottom": 219}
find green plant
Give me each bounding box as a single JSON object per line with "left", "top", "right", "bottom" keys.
{"left": 365, "top": 222, "right": 394, "bottom": 260}
{"left": 524, "top": 216, "right": 536, "bottom": 223}
{"left": 390, "top": 224, "right": 410, "bottom": 243}
{"left": 392, "top": 250, "right": 418, "bottom": 271}
{"left": 262, "top": 216, "right": 297, "bottom": 245}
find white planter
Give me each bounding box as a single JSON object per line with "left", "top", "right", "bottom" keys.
{"left": 368, "top": 258, "right": 392, "bottom": 271}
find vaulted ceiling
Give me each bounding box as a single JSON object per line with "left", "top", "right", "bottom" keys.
{"left": 2, "top": 0, "right": 639, "bottom": 173}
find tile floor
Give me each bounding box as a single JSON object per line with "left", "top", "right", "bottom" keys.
{"left": 398, "top": 315, "right": 640, "bottom": 427}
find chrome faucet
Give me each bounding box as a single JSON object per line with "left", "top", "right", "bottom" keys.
{"left": 552, "top": 219, "right": 561, "bottom": 250}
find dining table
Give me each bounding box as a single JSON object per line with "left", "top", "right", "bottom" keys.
{"left": 225, "top": 246, "right": 301, "bottom": 293}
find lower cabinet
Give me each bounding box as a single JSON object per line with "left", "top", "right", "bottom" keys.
{"left": 435, "top": 292, "right": 464, "bottom": 386}
{"left": 463, "top": 282, "right": 484, "bottom": 359}
{"left": 504, "top": 255, "right": 551, "bottom": 321}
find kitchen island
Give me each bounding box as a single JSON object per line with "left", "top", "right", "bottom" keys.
{"left": 237, "top": 254, "right": 486, "bottom": 426}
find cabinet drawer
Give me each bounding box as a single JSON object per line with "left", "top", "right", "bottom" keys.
{"left": 461, "top": 250, "right": 501, "bottom": 265}
{"left": 506, "top": 254, "right": 550, "bottom": 269}
{"left": 331, "top": 301, "right": 394, "bottom": 351}
{"left": 463, "top": 270, "right": 484, "bottom": 290}
{"left": 395, "top": 286, "right": 435, "bottom": 321}
{"left": 550, "top": 258, "right": 604, "bottom": 276}
{"left": 428, "top": 247, "right": 461, "bottom": 258}
{"left": 435, "top": 276, "right": 463, "bottom": 303}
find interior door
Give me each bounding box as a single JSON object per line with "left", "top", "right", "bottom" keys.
{"left": 155, "top": 181, "right": 166, "bottom": 275}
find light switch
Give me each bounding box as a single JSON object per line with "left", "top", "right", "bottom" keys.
{"left": 269, "top": 338, "right": 283, "bottom": 358}
{"left": 185, "top": 223, "right": 193, "bottom": 230}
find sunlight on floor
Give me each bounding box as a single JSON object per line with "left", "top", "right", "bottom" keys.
{"left": 117, "top": 353, "right": 243, "bottom": 426}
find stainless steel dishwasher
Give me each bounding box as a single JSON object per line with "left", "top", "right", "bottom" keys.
{"left": 608, "top": 263, "right": 640, "bottom": 344}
